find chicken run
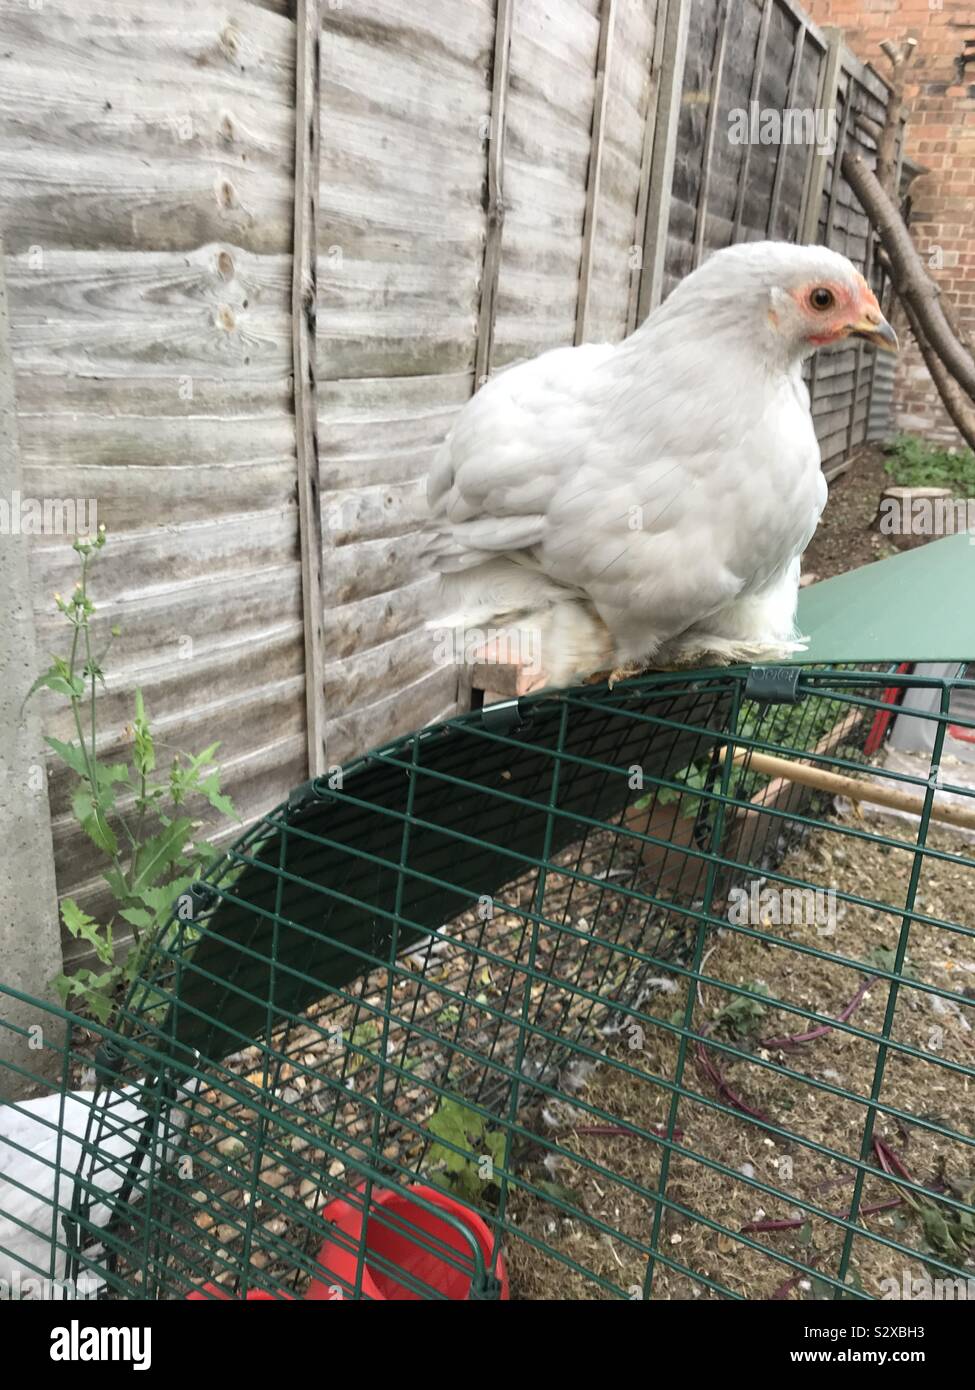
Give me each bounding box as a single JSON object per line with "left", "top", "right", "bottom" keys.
{"left": 3, "top": 653, "right": 975, "bottom": 1302}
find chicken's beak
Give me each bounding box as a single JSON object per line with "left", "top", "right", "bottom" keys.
{"left": 848, "top": 311, "right": 898, "bottom": 353}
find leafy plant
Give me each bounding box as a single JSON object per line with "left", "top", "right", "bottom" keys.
{"left": 423, "top": 1097, "right": 505, "bottom": 1206}
{"left": 862, "top": 946, "right": 917, "bottom": 981}
{"left": 883, "top": 434, "right": 975, "bottom": 494}
{"left": 711, "top": 981, "right": 771, "bottom": 1040}
{"left": 894, "top": 1161, "right": 975, "bottom": 1267}
{"left": 29, "top": 529, "right": 237, "bottom": 1023}
{"left": 348, "top": 1019, "right": 380, "bottom": 1057}
{"left": 633, "top": 686, "right": 857, "bottom": 819}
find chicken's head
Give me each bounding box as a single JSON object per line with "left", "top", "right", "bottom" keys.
{"left": 761, "top": 244, "right": 898, "bottom": 357}
{"left": 660, "top": 242, "right": 898, "bottom": 364}
{"left": 784, "top": 271, "right": 898, "bottom": 354}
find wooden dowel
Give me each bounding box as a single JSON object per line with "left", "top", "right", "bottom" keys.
{"left": 725, "top": 747, "right": 975, "bottom": 833}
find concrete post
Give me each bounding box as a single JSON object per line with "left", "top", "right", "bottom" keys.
{"left": 0, "top": 236, "right": 66, "bottom": 1098}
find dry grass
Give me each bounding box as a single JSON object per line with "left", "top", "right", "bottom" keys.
{"left": 506, "top": 814, "right": 975, "bottom": 1300}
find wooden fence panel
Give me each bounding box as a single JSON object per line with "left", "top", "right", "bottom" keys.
{"left": 0, "top": 0, "right": 306, "bottom": 963}
{"left": 315, "top": 0, "right": 497, "bottom": 762}
{"left": 578, "top": 0, "right": 659, "bottom": 345}
{"left": 0, "top": 0, "right": 895, "bottom": 970}
{"left": 807, "top": 52, "right": 892, "bottom": 474}
{"left": 490, "top": 0, "right": 603, "bottom": 366}
{"left": 659, "top": 0, "right": 893, "bottom": 472}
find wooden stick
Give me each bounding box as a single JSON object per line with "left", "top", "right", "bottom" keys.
{"left": 725, "top": 747, "right": 975, "bottom": 832}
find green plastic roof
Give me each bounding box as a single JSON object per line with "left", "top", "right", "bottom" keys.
{"left": 796, "top": 533, "right": 975, "bottom": 665}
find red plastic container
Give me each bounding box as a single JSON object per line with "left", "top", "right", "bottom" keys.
{"left": 306, "top": 1183, "right": 509, "bottom": 1301}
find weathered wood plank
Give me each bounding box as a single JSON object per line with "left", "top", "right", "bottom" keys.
{"left": 822, "top": 90, "right": 854, "bottom": 251}
{"left": 578, "top": 12, "right": 659, "bottom": 343}
{"left": 0, "top": 157, "right": 293, "bottom": 257}
{"left": 798, "top": 27, "right": 842, "bottom": 246}
{"left": 324, "top": 618, "right": 443, "bottom": 708}
{"left": 12, "top": 371, "right": 294, "bottom": 418}
{"left": 3, "top": 247, "right": 291, "bottom": 380}
{"left": 474, "top": 0, "right": 514, "bottom": 386}
{"left": 691, "top": 0, "right": 730, "bottom": 269}
{"left": 325, "top": 534, "right": 432, "bottom": 611}
{"left": 326, "top": 666, "right": 460, "bottom": 768}
{"left": 0, "top": 0, "right": 296, "bottom": 99}
{"left": 491, "top": 0, "right": 603, "bottom": 366}
{"left": 30, "top": 509, "right": 299, "bottom": 595}
{"left": 809, "top": 71, "right": 854, "bottom": 408}
{"left": 0, "top": 79, "right": 294, "bottom": 171}
{"left": 731, "top": 0, "right": 774, "bottom": 244}
{"left": 40, "top": 651, "right": 304, "bottom": 778}
{"left": 575, "top": 0, "right": 616, "bottom": 345}
{"left": 0, "top": 3, "right": 296, "bottom": 256}
{"left": 321, "top": 0, "right": 496, "bottom": 64}
{"left": 637, "top": 0, "right": 690, "bottom": 318}
{"left": 766, "top": 19, "right": 808, "bottom": 238}
{"left": 292, "top": 0, "right": 326, "bottom": 777}
{"left": 627, "top": 6, "right": 665, "bottom": 334}
{"left": 316, "top": 14, "right": 491, "bottom": 382}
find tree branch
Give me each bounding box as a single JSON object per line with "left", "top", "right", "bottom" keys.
{"left": 875, "top": 38, "right": 915, "bottom": 195}
{"left": 843, "top": 151, "right": 975, "bottom": 404}
{"left": 899, "top": 295, "right": 975, "bottom": 451}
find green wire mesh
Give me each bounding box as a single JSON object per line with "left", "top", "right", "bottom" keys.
{"left": 2, "top": 665, "right": 974, "bottom": 1301}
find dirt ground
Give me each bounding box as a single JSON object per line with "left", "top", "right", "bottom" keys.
{"left": 802, "top": 445, "right": 898, "bottom": 582}
{"left": 506, "top": 811, "right": 975, "bottom": 1301}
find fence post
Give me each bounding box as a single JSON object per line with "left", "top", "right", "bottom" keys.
{"left": 766, "top": 21, "right": 807, "bottom": 239}
{"left": 474, "top": 0, "right": 515, "bottom": 386}
{"left": 732, "top": 0, "right": 774, "bottom": 244}
{"left": 575, "top": 0, "right": 617, "bottom": 345}
{"left": 797, "top": 27, "right": 843, "bottom": 247}
{"left": 636, "top": 0, "right": 691, "bottom": 320}
{"left": 691, "top": 0, "right": 730, "bottom": 269}
{"left": 292, "top": 0, "right": 327, "bottom": 778}
{"left": 0, "top": 236, "right": 66, "bottom": 1096}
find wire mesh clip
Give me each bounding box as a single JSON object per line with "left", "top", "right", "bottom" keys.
{"left": 92, "top": 1036, "right": 128, "bottom": 1082}
{"left": 744, "top": 665, "right": 804, "bottom": 706}
{"left": 188, "top": 880, "right": 220, "bottom": 917}
{"left": 480, "top": 698, "right": 527, "bottom": 735}
{"left": 291, "top": 777, "right": 334, "bottom": 811}
{"left": 468, "top": 1273, "right": 504, "bottom": 1301}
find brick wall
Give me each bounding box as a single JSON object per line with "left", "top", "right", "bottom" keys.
{"left": 807, "top": 0, "right": 975, "bottom": 444}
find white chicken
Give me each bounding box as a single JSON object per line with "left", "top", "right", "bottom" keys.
{"left": 0, "top": 1082, "right": 196, "bottom": 1299}
{"left": 426, "top": 241, "right": 897, "bottom": 691}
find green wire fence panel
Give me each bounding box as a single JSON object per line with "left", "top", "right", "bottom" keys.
{"left": 2, "top": 666, "right": 974, "bottom": 1300}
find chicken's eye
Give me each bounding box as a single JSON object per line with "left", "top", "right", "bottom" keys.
{"left": 809, "top": 286, "right": 834, "bottom": 311}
